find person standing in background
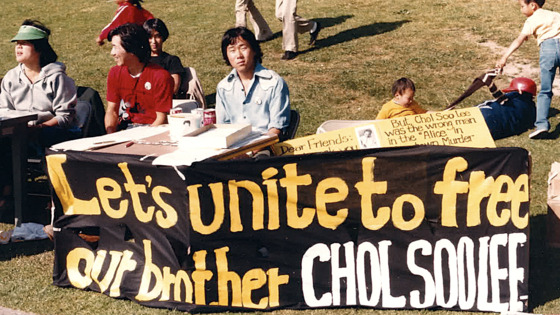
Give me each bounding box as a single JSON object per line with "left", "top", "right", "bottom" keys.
{"left": 235, "top": 0, "right": 274, "bottom": 42}
{"left": 96, "top": 0, "right": 154, "bottom": 46}
{"left": 495, "top": 0, "right": 560, "bottom": 139}
{"left": 275, "top": 0, "right": 321, "bottom": 60}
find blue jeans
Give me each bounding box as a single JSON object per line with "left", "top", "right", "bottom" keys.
{"left": 536, "top": 38, "right": 560, "bottom": 130}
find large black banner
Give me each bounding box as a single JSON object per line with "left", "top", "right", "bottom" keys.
{"left": 46, "top": 146, "right": 530, "bottom": 313}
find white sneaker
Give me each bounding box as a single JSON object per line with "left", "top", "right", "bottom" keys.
{"left": 529, "top": 128, "right": 548, "bottom": 139}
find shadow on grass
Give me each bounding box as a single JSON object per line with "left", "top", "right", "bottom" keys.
{"left": 0, "top": 194, "right": 51, "bottom": 225}
{"left": 271, "top": 14, "right": 353, "bottom": 45}
{"left": 299, "top": 19, "right": 411, "bottom": 56}
{"left": 314, "top": 15, "right": 354, "bottom": 29}
{"left": 0, "top": 239, "right": 53, "bottom": 261}
{"left": 545, "top": 108, "right": 560, "bottom": 139}
{"left": 547, "top": 123, "right": 560, "bottom": 140}
{"left": 529, "top": 213, "right": 560, "bottom": 310}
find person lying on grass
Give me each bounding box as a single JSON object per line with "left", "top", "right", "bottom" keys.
{"left": 475, "top": 77, "right": 536, "bottom": 140}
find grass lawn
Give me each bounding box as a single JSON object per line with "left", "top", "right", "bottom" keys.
{"left": 2, "top": 0, "right": 560, "bottom": 314}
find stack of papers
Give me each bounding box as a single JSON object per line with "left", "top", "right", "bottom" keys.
{"left": 0, "top": 109, "right": 37, "bottom": 120}
{"left": 153, "top": 131, "right": 271, "bottom": 166}
{"left": 50, "top": 123, "right": 275, "bottom": 167}
{"left": 50, "top": 126, "right": 168, "bottom": 151}
{"left": 178, "top": 123, "right": 252, "bottom": 149}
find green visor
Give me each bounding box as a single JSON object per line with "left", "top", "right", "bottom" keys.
{"left": 11, "top": 25, "right": 48, "bottom": 42}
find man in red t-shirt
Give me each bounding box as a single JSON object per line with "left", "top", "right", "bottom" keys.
{"left": 104, "top": 23, "right": 173, "bottom": 133}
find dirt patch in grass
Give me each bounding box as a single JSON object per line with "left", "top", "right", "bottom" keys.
{"left": 477, "top": 38, "right": 560, "bottom": 95}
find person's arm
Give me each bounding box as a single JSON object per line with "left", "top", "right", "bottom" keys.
{"left": 215, "top": 83, "right": 231, "bottom": 124}
{"left": 105, "top": 101, "right": 119, "bottom": 134}
{"left": 266, "top": 77, "right": 291, "bottom": 133}
{"left": 0, "top": 75, "right": 14, "bottom": 110}
{"left": 96, "top": 36, "right": 105, "bottom": 46}
{"left": 51, "top": 72, "right": 78, "bottom": 128}
{"left": 376, "top": 105, "right": 388, "bottom": 120}
{"left": 152, "top": 70, "right": 174, "bottom": 124}
{"left": 151, "top": 111, "right": 167, "bottom": 127}
{"left": 413, "top": 101, "right": 427, "bottom": 114}
{"left": 166, "top": 55, "right": 185, "bottom": 96}
{"left": 98, "top": 4, "right": 133, "bottom": 44}
{"left": 496, "top": 33, "right": 529, "bottom": 69}
{"left": 28, "top": 117, "right": 59, "bottom": 135}
{"left": 267, "top": 127, "right": 281, "bottom": 136}
{"left": 105, "top": 67, "right": 121, "bottom": 133}
{"left": 37, "top": 117, "right": 59, "bottom": 128}
{"left": 171, "top": 73, "right": 181, "bottom": 95}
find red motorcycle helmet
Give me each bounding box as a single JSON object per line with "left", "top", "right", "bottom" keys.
{"left": 502, "top": 77, "right": 537, "bottom": 96}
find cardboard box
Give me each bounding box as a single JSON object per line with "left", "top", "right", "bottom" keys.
{"left": 548, "top": 162, "right": 560, "bottom": 247}
{"left": 178, "top": 123, "right": 252, "bottom": 149}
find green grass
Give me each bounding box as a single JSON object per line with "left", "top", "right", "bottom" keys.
{"left": 2, "top": 0, "right": 560, "bottom": 314}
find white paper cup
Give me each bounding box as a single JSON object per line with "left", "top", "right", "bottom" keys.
{"left": 191, "top": 108, "right": 204, "bottom": 128}
{"left": 168, "top": 113, "right": 201, "bottom": 141}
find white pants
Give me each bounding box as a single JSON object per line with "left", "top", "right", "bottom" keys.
{"left": 235, "top": 0, "right": 273, "bottom": 41}
{"left": 275, "top": 0, "right": 314, "bottom": 52}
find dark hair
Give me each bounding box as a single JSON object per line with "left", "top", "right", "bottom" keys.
{"left": 21, "top": 19, "right": 58, "bottom": 67}
{"left": 522, "top": 0, "right": 544, "bottom": 6}
{"left": 143, "top": 18, "right": 169, "bottom": 42}
{"left": 391, "top": 77, "right": 416, "bottom": 96}
{"left": 129, "top": 0, "right": 144, "bottom": 9}
{"left": 108, "top": 23, "right": 150, "bottom": 64}
{"left": 221, "top": 27, "right": 262, "bottom": 66}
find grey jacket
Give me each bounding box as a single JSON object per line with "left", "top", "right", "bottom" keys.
{"left": 0, "top": 62, "right": 77, "bottom": 127}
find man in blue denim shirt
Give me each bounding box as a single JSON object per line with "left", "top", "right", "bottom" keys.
{"left": 216, "top": 27, "right": 290, "bottom": 138}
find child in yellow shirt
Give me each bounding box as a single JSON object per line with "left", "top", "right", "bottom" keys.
{"left": 376, "top": 77, "right": 427, "bottom": 119}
